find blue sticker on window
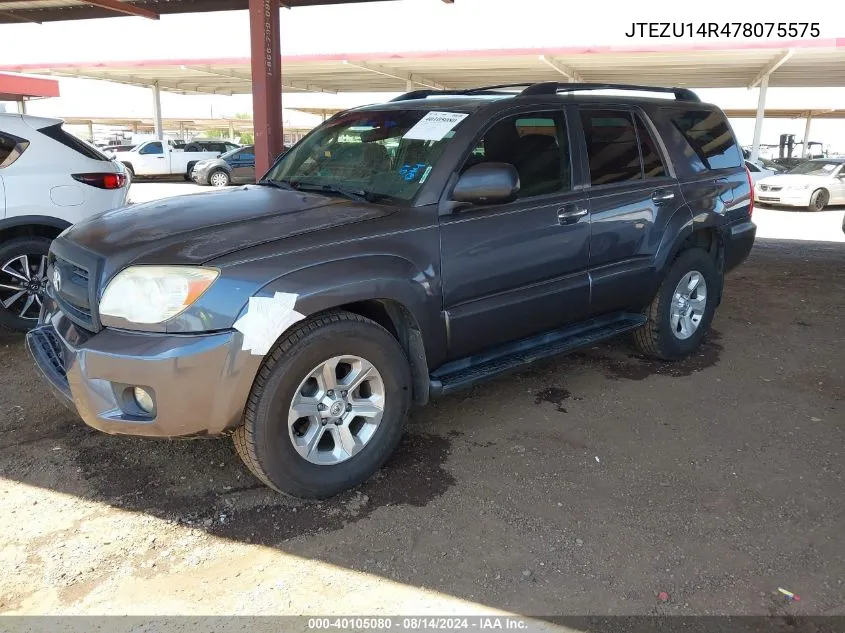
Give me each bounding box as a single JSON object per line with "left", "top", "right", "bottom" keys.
{"left": 399, "top": 162, "right": 428, "bottom": 182}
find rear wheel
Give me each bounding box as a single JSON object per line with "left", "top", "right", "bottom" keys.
{"left": 0, "top": 236, "right": 52, "bottom": 332}
{"left": 808, "top": 188, "right": 829, "bottom": 212}
{"left": 209, "top": 169, "right": 230, "bottom": 188}
{"left": 233, "top": 310, "right": 412, "bottom": 498}
{"left": 633, "top": 247, "right": 719, "bottom": 361}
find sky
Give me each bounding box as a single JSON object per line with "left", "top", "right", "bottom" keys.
{"left": 0, "top": 0, "right": 842, "bottom": 149}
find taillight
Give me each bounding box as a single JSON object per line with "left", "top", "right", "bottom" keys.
{"left": 745, "top": 166, "right": 754, "bottom": 218}
{"left": 72, "top": 172, "right": 127, "bottom": 189}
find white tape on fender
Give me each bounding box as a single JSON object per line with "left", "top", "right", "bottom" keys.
{"left": 233, "top": 292, "right": 306, "bottom": 356}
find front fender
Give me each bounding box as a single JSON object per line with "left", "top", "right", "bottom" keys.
{"left": 240, "top": 255, "right": 444, "bottom": 361}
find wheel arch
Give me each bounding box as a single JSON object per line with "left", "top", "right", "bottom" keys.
{"left": 0, "top": 215, "right": 71, "bottom": 244}
{"left": 246, "top": 257, "right": 441, "bottom": 406}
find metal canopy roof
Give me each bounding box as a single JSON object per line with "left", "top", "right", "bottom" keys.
{"left": 2, "top": 39, "right": 843, "bottom": 94}
{"left": 0, "top": 71, "right": 59, "bottom": 100}
{"left": 0, "top": 0, "right": 391, "bottom": 24}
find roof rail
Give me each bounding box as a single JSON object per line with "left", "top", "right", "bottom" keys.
{"left": 519, "top": 81, "right": 701, "bottom": 102}
{"left": 390, "top": 82, "right": 701, "bottom": 103}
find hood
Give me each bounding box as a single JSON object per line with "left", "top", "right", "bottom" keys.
{"left": 59, "top": 184, "right": 396, "bottom": 272}
{"left": 756, "top": 174, "right": 828, "bottom": 187}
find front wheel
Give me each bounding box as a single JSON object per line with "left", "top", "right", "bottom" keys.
{"left": 633, "top": 247, "right": 719, "bottom": 361}
{"left": 0, "top": 236, "right": 52, "bottom": 332}
{"left": 808, "top": 188, "right": 829, "bottom": 212}
{"left": 233, "top": 310, "right": 412, "bottom": 498}
{"left": 209, "top": 170, "right": 230, "bottom": 188}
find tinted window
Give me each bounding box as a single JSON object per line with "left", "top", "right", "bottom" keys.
{"left": 462, "top": 111, "right": 570, "bottom": 198}
{"left": 580, "top": 110, "right": 642, "bottom": 185}
{"left": 667, "top": 108, "right": 743, "bottom": 170}
{"left": 38, "top": 124, "right": 108, "bottom": 161}
{"left": 240, "top": 150, "right": 255, "bottom": 163}
{"left": 635, "top": 115, "right": 666, "bottom": 178}
{"left": 0, "top": 133, "right": 29, "bottom": 169}
{"left": 140, "top": 142, "right": 163, "bottom": 155}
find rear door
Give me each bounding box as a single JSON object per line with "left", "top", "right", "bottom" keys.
{"left": 576, "top": 107, "right": 684, "bottom": 316}
{"left": 135, "top": 141, "right": 169, "bottom": 175}
{"left": 440, "top": 108, "right": 591, "bottom": 360}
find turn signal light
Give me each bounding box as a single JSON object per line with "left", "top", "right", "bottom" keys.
{"left": 72, "top": 172, "right": 128, "bottom": 190}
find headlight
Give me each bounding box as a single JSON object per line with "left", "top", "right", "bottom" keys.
{"left": 99, "top": 266, "right": 219, "bottom": 324}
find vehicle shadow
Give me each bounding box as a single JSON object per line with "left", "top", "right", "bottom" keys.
{"left": 1, "top": 237, "right": 844, "bottom": 617}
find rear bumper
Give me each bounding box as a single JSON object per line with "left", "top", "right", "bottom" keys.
{"left": 724, "top": 220, "right": 757, "bottom": 273}
{"left": 26, "top": 304, "right": 262, "bottom": 438}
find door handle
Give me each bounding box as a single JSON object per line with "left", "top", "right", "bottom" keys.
{"left": 557, "top": 206, "right": 588, "bottom": 224}
{"left": 156, "top": 156, "right": 165, "bottom": 159}
{"left": 652, "top": 189, "right": 675, "bottom": 204}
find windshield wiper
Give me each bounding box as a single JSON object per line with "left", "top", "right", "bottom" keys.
{"left": 257, "top": 179, "right": 298, "bottom": 191}
{"left": 293, "top": 182, "right": 372, "bottom": 203}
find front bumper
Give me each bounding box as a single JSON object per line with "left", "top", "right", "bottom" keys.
{"left": 191, "top": 168, "right": 211, "bottom": 185}
{"left": 26, "top": 303, "right": 262, "bottom": 438}
{"left": 754, "top": 189, "right": 812, "bottom": 207}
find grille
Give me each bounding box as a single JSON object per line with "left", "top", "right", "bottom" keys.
{"left": 29, "top": 327, "right": 67, "bottom": 379}
{"left": 52, "top": 256, "right": 95, "bottom": 331}
{"left": 759, "top": 185, "right": 782, "bottom": 192}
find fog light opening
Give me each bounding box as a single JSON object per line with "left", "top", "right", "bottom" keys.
{"left": 133, "top": 387, "right": 155, "bottom": 415}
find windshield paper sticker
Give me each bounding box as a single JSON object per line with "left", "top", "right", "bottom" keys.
{"left": 403, "top": 112, "right": 468, "bottom": 141}
{"left": 233, "top": 292, "right": 305, "bottom": 356}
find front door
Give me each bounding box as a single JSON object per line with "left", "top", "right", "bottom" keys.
{"left": 440, "top": 109, "right": 591, "bottom": 360}
{"left": 136, "top": 141, "right": 169, "bottom": 175}
{"left": 577, "top": 107, "right": 684, "bottom": 316}
{"left": 231, "top": 147, "right": 256, "bottom": 183}
{"left": 830, "top": 164, "right": 845, "bottom": 204}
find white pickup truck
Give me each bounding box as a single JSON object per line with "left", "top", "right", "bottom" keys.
{"left": 114, "top": 139, "right": 239, "bottom": 179}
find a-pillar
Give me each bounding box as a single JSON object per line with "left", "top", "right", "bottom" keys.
{"left": 249, "top": 0, "right": 283, "bottom": 177}
{"left": 802, "top": 113, "right": 813, "bottom": 157}
{"left": 749, "top": 74, "right": 768, "bottom": 162}
{"left": 151, "top": 81, "right": 163, "bottom": 141}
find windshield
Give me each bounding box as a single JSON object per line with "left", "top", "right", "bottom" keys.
{"left": 787, "top": 161, "right": 842, "bottom": 176}
{"left": 262, "top": 108, "right": 470, "bottom": 202}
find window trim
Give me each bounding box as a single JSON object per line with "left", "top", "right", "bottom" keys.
{"left": 450, "top": 106, "right": 575, "bottom": 205}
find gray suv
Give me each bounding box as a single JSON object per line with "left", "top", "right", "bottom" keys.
{"left": 27, "top": 83, "right": 756, "bottom": 498}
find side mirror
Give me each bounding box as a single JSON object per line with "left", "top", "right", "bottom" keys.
{"left": 452, "top": 162, "right": 520, "bottom": 206}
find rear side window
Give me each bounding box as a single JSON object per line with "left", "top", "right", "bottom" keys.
{"left": 38, "top": 124, "right": 108, "bottom": 161}
{"left": 666, "top": 108, "right": 743, "bottom": 171}
{"left": 580, "top": 110, "right": 642, "bottom": 185}
{"left": 0, "top": 132, "right": 29, "bottom": 169}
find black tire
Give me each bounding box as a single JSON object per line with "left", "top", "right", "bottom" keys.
{"left": 633, "top": 247, "right": 719, "bottom": 361}
{"left": 233, "top": 310, "right": 412, "bottom": 499}
{"left": 0, "top": 236, "right": 52, "bottom": 332}
{"left": 208, "top": 169, "right": 230, "bottom": 187}
{"left": 808, "top": 188, "right": 829, "bottom": 212}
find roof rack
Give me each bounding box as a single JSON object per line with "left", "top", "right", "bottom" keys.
{"left": 390, "top": 82, "right": 701, "bottom": 103}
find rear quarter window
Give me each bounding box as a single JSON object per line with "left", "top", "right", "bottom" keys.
{"left": 665, "top": 108, "right": 743, "bottom": 172}
{"left": 0, "top": 132, "right": 29, "bottom": 169}
{"left": 38, "top": 124, "right": 108, "bottom": 161}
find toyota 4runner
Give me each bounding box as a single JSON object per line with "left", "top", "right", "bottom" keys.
{"left": 26, "top": 82, "right": 757, "bottom": 498}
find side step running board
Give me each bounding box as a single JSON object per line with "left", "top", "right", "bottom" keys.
{"left": 429, "top": 313, "right": 646, "bottom": 397}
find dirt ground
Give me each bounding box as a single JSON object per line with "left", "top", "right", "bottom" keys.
{"left": 0, "top": 203, "right": 843, "bottom": 621}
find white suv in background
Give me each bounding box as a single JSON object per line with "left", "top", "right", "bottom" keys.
{"left": 0, "top": 114, "right": 129, "bottom": 332}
